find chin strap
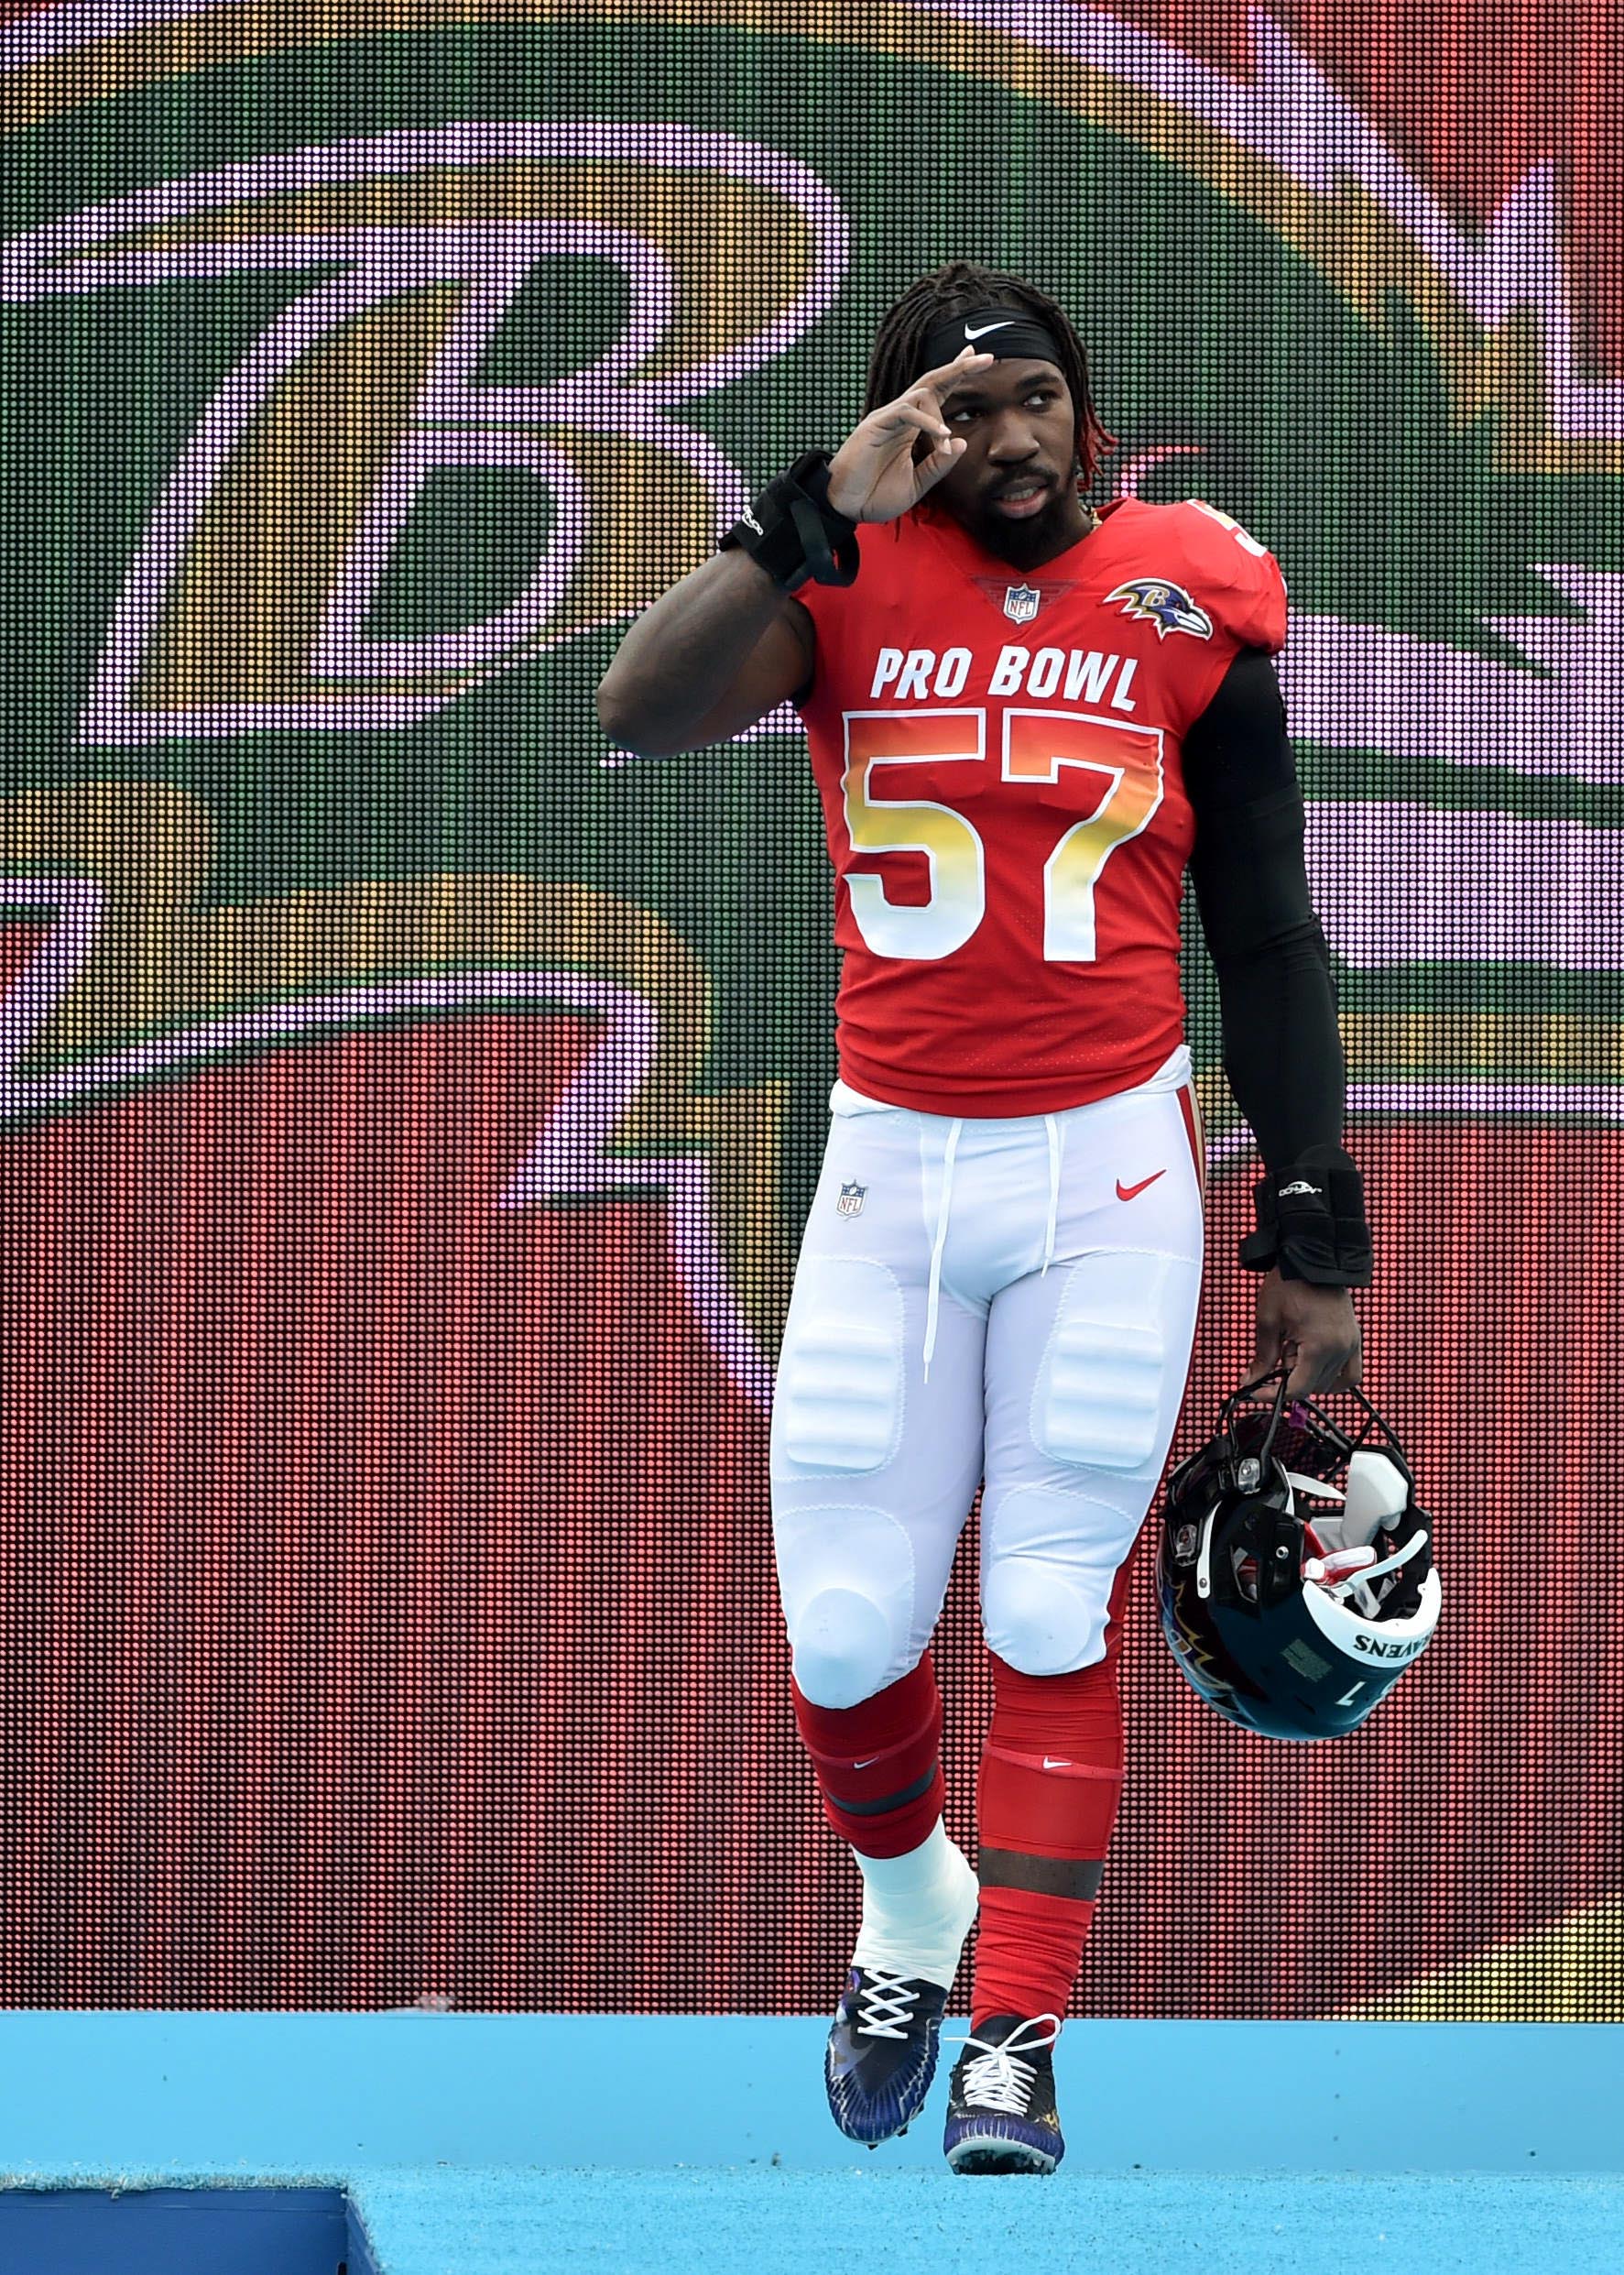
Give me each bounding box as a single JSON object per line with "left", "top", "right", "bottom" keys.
{"left": 1302, "top": 1542, "right": 1379, "bottom": 1588}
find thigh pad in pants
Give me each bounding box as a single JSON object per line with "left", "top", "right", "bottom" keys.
{"left": 771, "top": 1247, "right": 984, "bottom": 1708}
{"left": 773, "top": 1255, "right": 904, "bottom": 1477}
{"left": 983, "top": 1249, "right": 1201, "bottom": 1677}
{"left": 772, "top": 1255, "right": 910, "bottom": 1707}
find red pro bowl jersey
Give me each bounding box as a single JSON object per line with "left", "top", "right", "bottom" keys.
{"left": 793, "top": 495, "right": 1289, "bottom": 1116}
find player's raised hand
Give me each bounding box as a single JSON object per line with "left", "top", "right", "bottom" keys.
{"left": 825, "top": 349, "right": 994, "bottom": 524}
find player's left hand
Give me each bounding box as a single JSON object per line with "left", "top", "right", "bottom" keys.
{"left": 1249, "top": 1268, "right": 1362, "bottom": 1398}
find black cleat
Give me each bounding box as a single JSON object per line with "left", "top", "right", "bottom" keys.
{"left": 943, "top": 2013, "right": 1065, "bottom": 2174}
{"left": 824, "top": 1966, "right": 954, "bottom": 2146}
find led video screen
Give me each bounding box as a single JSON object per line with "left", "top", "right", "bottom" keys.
{"left": 1, "top": 0, "right": 1619, "bottom": 2017}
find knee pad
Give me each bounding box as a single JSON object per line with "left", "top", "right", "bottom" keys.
{"left": 1033, "top": 1270, "right": 1170, "bottom": 1475}
{"left": 772, "top": 1259, "right": 904, "bottom": 1477}
{"left": 792, "top": 1589, "right": 899, "bottom": 1710}
{"left": 984, "top": 1564, "right": 1100, "bottom": 1677}
{"left": 774, "top": 1500, "right": 916, "bottom": 1708}
{"left": 981, "top": 1483, "right": 1129, "bottom": 1676}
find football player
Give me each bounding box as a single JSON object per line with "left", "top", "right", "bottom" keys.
{"left": 597, "top": 261, "right": 1372, "bottom": 2175}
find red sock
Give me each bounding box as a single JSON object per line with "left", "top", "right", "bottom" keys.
{"left": 790, "top": 1653, "right": 946, "bottom": 1857}
{"left": 971, "top": 1649, "right": 1125, "bottom": 2028}
{"left": 973, "top": 1884, "right": 1097, "bottom": 2028}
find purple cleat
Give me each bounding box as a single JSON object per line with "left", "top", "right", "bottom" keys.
{"left": 824, "top": 1966, "right": 954, "bottom": 2147}
{"left": 943, "top": 2013, "right": 1065, "bottom": 2174}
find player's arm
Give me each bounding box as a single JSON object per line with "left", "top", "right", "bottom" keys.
{"left": 595, "top": 552, "right": 814, "bottom": 758}
{"left": 1185, "top": 650, "right": 1345, "bottom": 1175}
{"left": 597, "top": 350, "right": 994, "bottom": 757}
{"left": 1183, "top": 649, "right": 1370, "bottom": 1392}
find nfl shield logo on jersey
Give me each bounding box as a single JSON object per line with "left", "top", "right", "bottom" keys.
{"left": 1003, "top": 584, "right": 1041, "bottom": 625}
{"left": 836, "top": 1180, "right": 866, "bottom": 1218}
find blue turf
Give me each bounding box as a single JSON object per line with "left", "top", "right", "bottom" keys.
{"left": 5, "top": 2018, "right": 1622, "bottom": 2271}
{"left": 344, "top": 2167, "right": 1624, "bottom": 2275}
{"left": 4, "top": 2015, "right": 1620, "bottom": 2172}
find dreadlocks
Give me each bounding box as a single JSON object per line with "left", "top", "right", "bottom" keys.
{"left": 865, "top": 261, "right": 1114, "bottom": 490}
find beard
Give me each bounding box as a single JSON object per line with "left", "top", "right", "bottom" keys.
{"left": 962, "top": 474, "right": 1089, "bottom": 570}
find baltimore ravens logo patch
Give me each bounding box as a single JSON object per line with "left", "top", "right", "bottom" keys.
{"left": 1102, "top": 577, "right": 1214, "bottom": 640}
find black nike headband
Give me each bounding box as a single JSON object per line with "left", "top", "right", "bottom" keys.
{"left": 919, "top": 305, "right": 1065, "bottom": 376}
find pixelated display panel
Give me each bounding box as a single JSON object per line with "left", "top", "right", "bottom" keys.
{"left": 0, "top": 0, "right": 1619, "bottom": 2016}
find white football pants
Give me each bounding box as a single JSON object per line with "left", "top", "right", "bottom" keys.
{"left": 770, "top": 1050, "right": 1205, "bottom": 1707}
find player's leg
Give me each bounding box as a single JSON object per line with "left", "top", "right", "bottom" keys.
{"left": 946, "top": 1080, "right": 1204, "bottom": 2174}
{"left": 771, "top": 1089, "right": 987, "bottom": 2142}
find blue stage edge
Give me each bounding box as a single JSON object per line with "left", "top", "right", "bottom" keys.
{"left": 0, "top": 2185, "right": 380, "bottom": 2275}
{"left": 5, "top": 2018, "right": 1622, "bottom": 2275}
{"left": 1, "top": 2014, "right": 1619, "bottom": 2174}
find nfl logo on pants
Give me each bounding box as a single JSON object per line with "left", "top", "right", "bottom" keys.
{"left": 836, "top": 1181, "right": 866, "bottom": 1217}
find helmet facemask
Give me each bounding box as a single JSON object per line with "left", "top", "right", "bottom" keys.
{"left": 1159, "top": 1371, "right": 1441, "bottom": 1740}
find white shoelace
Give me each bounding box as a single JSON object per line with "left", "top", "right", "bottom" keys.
{"left": 855, "top": 1969, "right": 923, "bottom": 2040}
{"left": 946, "top": 2014, "right": 1063, "bottom": 2112}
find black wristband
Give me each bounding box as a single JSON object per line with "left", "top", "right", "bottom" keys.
{"left": 1239, "top": 1143, "right": 1374, "bottom": 1286}
{"left": 718, "top": 451, "right": 860, "bottom": 592}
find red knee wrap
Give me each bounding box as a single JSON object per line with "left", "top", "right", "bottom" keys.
{"left": 791, "top": 1654, "right": 946, "bottom": 1857}
{"left": 976, "top": 1651, "right": 1124, "bottom": 1862}
{"left": 972, "top": 1651, "right": 1128, "bottom": 2027}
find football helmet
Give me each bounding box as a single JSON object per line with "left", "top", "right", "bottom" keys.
{"left": 1158, "top": 1369, "right": 1440, "bottom": 1740}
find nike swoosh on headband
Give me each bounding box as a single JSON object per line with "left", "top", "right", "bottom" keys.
{"left": 963, "top": 319, "right": 1015, "bottom": 341}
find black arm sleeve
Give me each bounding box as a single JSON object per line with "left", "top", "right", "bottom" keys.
{"left": 1184, "top": 649, "right": 1343, "bottom": 1171}
{"left": 1185, "top": 651, "right": 1372, "bottom": 1285}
